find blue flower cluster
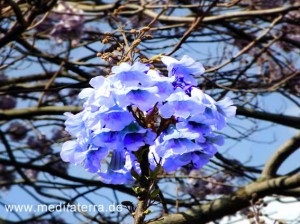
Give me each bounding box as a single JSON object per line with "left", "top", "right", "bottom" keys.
{"left": 61, "top": 55, "right": 236, "bottom": 184}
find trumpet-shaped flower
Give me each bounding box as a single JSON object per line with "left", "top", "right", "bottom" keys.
{"left": 121, "top": 123, "right": 156, "bottom": 151}
{"left": 159, "top": 88, "right": 205, "bottom": 119}
{"left": 161, "top": 55, "right": 205, "bottom": 85}
{"left": 98, "top": 150, "right": 140, "bottom": 184}
{"left": 84, "top": 146, "right": 109, "bottom": 173}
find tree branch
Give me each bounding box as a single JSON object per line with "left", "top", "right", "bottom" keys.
{"left": 0, "top": 157, "right": 134, "bottom": 196}
{"left": 262, "top": 132, "right": 300, "bottom": 178}
{"left": 0, "top": 106, "right": 81, "bottom": 120}
{"left": 148, "top": 173, "right": 300, "bottom": 224}
{"left": 236, "top": 107, "right": 300, "bottom": 129}
{"left": 75, "top": 3, "right": 300, "bottom": 24}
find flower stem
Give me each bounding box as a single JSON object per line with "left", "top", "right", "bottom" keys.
{"left": 134, "top": 146, "right": 151, "bottom": 224}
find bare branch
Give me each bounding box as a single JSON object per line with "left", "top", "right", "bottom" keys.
{"left": 148, "top": 173, "right": 300, "bottom": 224}
{"left": 262, "top": 132, "right": 300, "bottom": 178}
{"left": 236, "top": 107, "right": 300, "bottom": 129}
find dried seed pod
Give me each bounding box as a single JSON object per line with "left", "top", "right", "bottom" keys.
{"left": 102, "top": 38, "right": 109, "bottom": 44}
{"left": 140, "top": 26, "right": 151, "bottom": 32}
{"left": 145, "top": 35, "right": 153, "bottom": 39}
{"left": 130, "top": 29, "right": 137, "bottom": 34}
{"left": 132, "top": 39, "right": 141, "bottom": 47}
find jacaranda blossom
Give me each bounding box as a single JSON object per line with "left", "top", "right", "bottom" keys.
{"left": 61, "top": 55, "right": 236, "bottom": 184}
{"left": 161, "top": 55, "right": 205, "bottom": 86}
{"left": 36, "top": 2, "right": 85, "bottom": 45}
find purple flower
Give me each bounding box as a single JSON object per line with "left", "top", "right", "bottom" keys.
{"left": 64, "top": 110, "right": 90, "bottom": 137}
{"left": 147, "top": 69, "right": 175, "bottom": 99}
{"left": 27, "top": 135, "right": 51, "bottom": 154}
{"left": 93, "top": 129, "right": 121, "bottom": 149}
{"left": 216, "top": 97, "right": 236, "bottom": 118}
{"left": 205, "top": 99, "right": 236, "bottom": 130}
{"left": 90, "top": 106, "right": 135, "bottom": 132}
{"left": 51, "top": 128, "right": 70, "bottom": 141}
{"left": 161, "top": 55, "right": 205, "bottom": 85}
{"left": 149, "top": 124, "right": 224, "bottom": 172}
{"left": 150, "top": 144, "right": 217, "bottom": 173}
{"left": 61, "top": 140, "right": 88, "bottom": 165}
{"left": 121, "top": 122, "right": 156, "bottom": 151}
{"left": 154, "top": 125, "right": 201, "bottom": 156}
{"left": 110, "top": 62, "right": 151, "bottom": 87}
{"left": 61, "top": 55, "right": 235, "bottom": 185}
{"left": 98, "top": 150, "right": 140, "bottom": 185}
{"left": 36, "top": 2, "right": 85, "bottom": 44}
{"left": 180, "top": 169, "right": 235, "bottom": 199}
{"left": 79, "top": 76, "right": 115, "bottom": 109}
{"left": 25, "top": 169, "right": 39, "bottom": 180}
{"left": 84, "top": 146, "right": 109, "bottom": 173}
{"left": 48, "top": 155, "right": 69, "bottom": 173}
{"left": 159, "top": 88, "right": 205, "bottom": 119}
{"left": 190, "top": 88, "right": 236, "bottom": 130}
{"left": 7, "top": 122, "right": 28, "bottom": 141}
{"left": 0, "top": 164, "right": 15, "bottom": 190}
{"left": 152, "top": 152, "right": 195, "bottom": 173}
{"left": 0, "top": 95, "right": 16, "bottom": 110}
{"left": 110, "top": 62, "right": 174, "bottom": 111}
{"left": 177, "top": 118, "right": 211, "bottom": 137}
{"left": 116, "top": 86, "right": 160, "bottom": 111}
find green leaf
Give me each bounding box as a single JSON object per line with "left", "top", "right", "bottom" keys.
{"left": 131, "top": 168, "right": 141, "bottom": 181}
{"left": 150, "top": 164, "right": 162, "bottom": 178}
{"left": 150, "top": 188, "right": 160, "bottom": 199}
{"left": 143, "top": 209, "right": 152, "bottom": 215}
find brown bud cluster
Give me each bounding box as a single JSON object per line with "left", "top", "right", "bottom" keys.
{"left": 113, "top": 5, "right": 127, "bottom": 16}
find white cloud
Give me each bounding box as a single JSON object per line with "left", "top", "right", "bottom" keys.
{"left": 212, "top": 196, "right": 300, "bottom": 224}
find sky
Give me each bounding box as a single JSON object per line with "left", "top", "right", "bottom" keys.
{"left": 1, "top": 3, "right": 300, "bottom": 223}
